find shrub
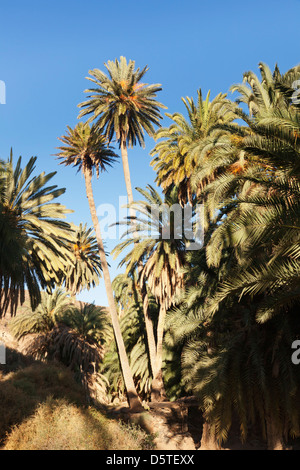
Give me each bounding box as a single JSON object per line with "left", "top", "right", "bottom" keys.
{"left": 3, "top": 398, "right": 152, "bottom": 450}
{"left": 0, "top": 362, "right": 84, "bottom": 444}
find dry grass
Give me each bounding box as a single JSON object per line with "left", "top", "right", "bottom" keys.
{"left": 0, "top": 362, "right": 84, "bottom": 444}
{"left": 0, "top": 296, "right": 152, "bottom": 451}
{"left": 3, "top": 398, "right": 150, "bottom": 450}
{"left": 0, "top": 361, "right": 153, "bottom": 450}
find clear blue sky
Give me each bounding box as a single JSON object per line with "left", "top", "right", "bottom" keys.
{"left": 0, "top": 0, "right": 299, "bottom": 306}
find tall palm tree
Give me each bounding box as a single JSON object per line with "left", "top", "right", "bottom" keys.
{"left": 78, "top": 57, "right": 166, "bottom": 385}
{"left": 0, "top": 153, "right": 73, "bottom": 315}
{"left": 113, "top": 185, "right": 187, "bottom": 400}
{"left": 56, "top": 122, "right": 143, "bottom": 411}
{"left": 78, "top": 56, "right": 166, "bottom": 215}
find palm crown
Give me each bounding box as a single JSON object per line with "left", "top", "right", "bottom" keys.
{"left": 63, "top": 223, "right": 104, "bottom": 296}
{"left": 78, "top": 56, "right": 166, "bottom": 148}
{"left": 231, "top": 62, "right": 300, "bottom": 116}
{"left": 151, "top": 89, "right": 236, "bottom": 204}
{"left": 113, "top": 185, "right": 186, "bottom": 310}
{"left": 0, "top": 153, "right": 72, "bottom": 312}
{"left": 56, "top": 122, "right": 119, "bottom": 177}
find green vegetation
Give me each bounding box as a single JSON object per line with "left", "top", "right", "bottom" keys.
{"left": 1, "top": 58, "right": 300, "bottom": 450}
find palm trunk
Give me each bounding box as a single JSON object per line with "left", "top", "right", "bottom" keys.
{"left": 84, "top": 168, "right": 142, "bottom": 412}
{"left": 200, "top": 422, "right": 220, "bottom": 450}
{"left": 120, "top": 142, "right": 136, "bottom": 221}
{"left": 265, "top": 414, "right": 285, "bottom": 450}
{"left": 120, "top": 141, "right": 159, "bottom": 396}
{"left": 131, "top": 279, "right": 156, "bottom": 377}
{"left": 143, "top": 291, "right": 158, "bottom": 377}
{"left": 151, "top": 303, "right": 167, "bottom": 402}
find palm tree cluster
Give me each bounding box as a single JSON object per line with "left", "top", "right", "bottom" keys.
{"left": 0, "top": 153, "right": 71, "bottom": 314}
{"left": 0, "top": 153, "right": 105, "bottom": 311}
{"left": 157, "top": 62, "right": 300, "bottom": 449}
{"left": 4, "top": 56, "right": 300, "bottom": 449}
{"left": 106, "top": 60, "right": 300, "bottom": 449}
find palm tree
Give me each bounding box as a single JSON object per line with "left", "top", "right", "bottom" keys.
{"left": 78, "top": 56, "right": 166, "bottom": 215}
{"left": 113, "top": 185, "right": 187, "bottom": 400}
{"left": 11, "top": 294, "right": 111, "bottom": 404}
{"left": 187, "top": 65, "right": 300, "bottom": 256}
{"left": 150, "top": 89, "right": 236, "bottom": 205}
{"left": 56, "top": 122, "right": 143, "bottom": 411}
{"left": 112, "top": 273, "right": 160, "bottom": 399}
{"left": 170, "top": 283, "right": 300, "bottom": 449}
{"left": 62, "top": 223, "right": 104, "bottom": 297}
{"left": 0, "top": 153, "right": 73, "bottom": 315}
{"left": 47, "top": 303, "right": 110, "bottom": 405}
{"left": 167, "top": 201, "right": 300, "bottom": 449}
{"left": 205, "top": 98, "right": 300, "bottom": 320}
{"left": 9, "top": 288, "right": 70, "bottom": 340}
{"left": 231, "top": 62, "right": 300, "bottom": 116}
{"left": 78, "top": 57, "right": 166, "bottom": 390}
{"left": 173, "top": 64, "right": 300, "bottom": 448}
{"left": 198, "top": 63, "right": 300, "bottom": 286}
{"left": 61, "top": 302, "right": 111, "bottom": 346}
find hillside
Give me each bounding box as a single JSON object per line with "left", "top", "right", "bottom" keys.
{"left": 0, "top": 362, "right": 154, "bottom": 450}
{"left": 0, "top": 293, "right": 197, "bottom": 450}
{"left": 0, "top": 293, "right": 154, "bottom": 450}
